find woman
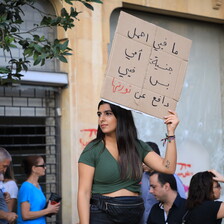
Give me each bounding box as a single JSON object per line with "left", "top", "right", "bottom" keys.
{"left": 17, "top": 156, "right": 60, "bottom": 223}
{"left": 78, "top": 100, "right": 179, "bottom": 224}
{"left": 3, "top": 162, "right": 18, "bottom": 212}
{"left": 184, "top": 170, "right": 224, "bottom": 224}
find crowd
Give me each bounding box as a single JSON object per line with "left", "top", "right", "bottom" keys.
{"left": 0, "top": 148, "right": 60, "bottom": 224}
{"left": 1, "top": 100, "right": 224, "bottom": 224}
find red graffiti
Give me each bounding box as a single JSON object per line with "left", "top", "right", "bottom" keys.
{"left": 177, "top": 162, "right": 191, "bottom": 170}
{"left": 79, "top": 128, "right": 97, "bottom": 149}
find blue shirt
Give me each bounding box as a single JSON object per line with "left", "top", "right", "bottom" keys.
{"left": 17, "top": 182, "right": 46, "bottom": 224}
{"left": 140, "top": 172, "right": 186, "bottom": 224}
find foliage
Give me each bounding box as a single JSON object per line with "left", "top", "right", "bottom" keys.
{"left": 0, "top": 0, "right": 102, "bottom": 84}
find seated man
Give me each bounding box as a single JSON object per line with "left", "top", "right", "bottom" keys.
{"left": 147, "top": 171, "right": 186, "bottom": 224}
{"left": 140, "top": 142, "right": 185, "bottom": 224}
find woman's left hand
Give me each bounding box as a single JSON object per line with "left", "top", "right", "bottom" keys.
{"left": 209, "top": 169, "right": 224, "bottom": 183}
{"left": 164, "top": 110, "right": 179, "bottom": 135}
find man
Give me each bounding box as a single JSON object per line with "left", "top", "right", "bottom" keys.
{"left": 147, "top": 171, "right": 186, "bottom": 224}
{"left": 140, "top": 142, "right": 186, "bottom": 224}
{"left": 0, "top": 147, "right": 18, "bottom": 223}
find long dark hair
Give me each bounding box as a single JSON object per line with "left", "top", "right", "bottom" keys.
{"left": 4, "top": 162, "right": 16, "bottom": 181}
{"left": 187, "top": 171, "right": 215, "bottom": 210}
{"left": 94, "top": 100, "right": 142, "bottom": 180}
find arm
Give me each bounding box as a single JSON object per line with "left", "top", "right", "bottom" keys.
{"left": 21, "top": 201, "right": 60, "bottom": 220}
{"left": 144, "top": 110, "right": 179, "bottom": 174}
{"left": 7, "top": 198, "right": 17, "bottom": 212}
{"left": 78, "top": 163, "right": 95, "bottom": 224}
{"left": 0, "top": 210, "right": 17, "bottom": 223}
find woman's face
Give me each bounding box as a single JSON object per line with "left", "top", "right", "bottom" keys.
{"left": 33, "top": 157, "right": 46, "bottom": 177}
{"left": 97, "top": 103, "right": 117, "bottom": 136}
{"left": 213, "top": 181, "right": 221, "bottom": 200}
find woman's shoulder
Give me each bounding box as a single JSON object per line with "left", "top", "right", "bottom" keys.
{"left": 3, "top": 179, "right": 17, "bottom": 187}
{"left": 20, "top": 181, "right": 32, "bottom": 190}
{"left": 135, "top": 139, "right": 152, "bottom": 151}
{"left": 82, "top": 140, "right": 103, "bottom": 153}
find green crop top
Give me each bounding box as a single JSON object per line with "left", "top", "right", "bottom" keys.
{"left": 78, "top": 140, "right": 152, "bottom": 194}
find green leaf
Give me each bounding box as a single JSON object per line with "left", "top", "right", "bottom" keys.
{"left": 0, "top": 67, "right": 10, "bottom": 74}
{"left": 60, "top": 40, "right": 69, "bottom": 50}
{"left": 82, "top": 2, "right": 94, "bottom": 11}
{"left": 58, "top": 55, "right": 68, "bottom": 63}
{"left": 61, "top": 8, "right": 68, "bottom": 17}
{"left": 65, "top": 0, "right": 73, "bottom": 5}
{"left": 86, "top": 0, "right": 103, "bottom": 3}
{"left": 34, "top": 44, "right": 42, "bottom": 53}
{"left": 41, "top": 58, "right": 45, "bottom": 66}
{"left": 25, "top": 48, "right": 34, "bottom": 56}
{"left": 33, "top": 56, "right": 42, "bottom": 65}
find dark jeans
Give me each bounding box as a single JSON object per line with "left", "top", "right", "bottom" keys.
{"left": 90, "top": 194, "right": 145, "bottom": 224}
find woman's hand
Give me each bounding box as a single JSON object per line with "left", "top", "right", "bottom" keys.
{"left": 46, "top": 201, "right": 60, "bottom": 214}
{"left": 209, "top": 169, "right": 224, "bottom": 183}
{"left": 164, "top": 110, "right": 179, "bottom": 136}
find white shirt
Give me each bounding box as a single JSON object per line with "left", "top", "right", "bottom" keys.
{"left": 3, "top": 180, "right": 18, "bottom": 199}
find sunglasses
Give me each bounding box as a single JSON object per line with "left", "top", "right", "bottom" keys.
{"left": 35, "top": 164, "right": 46, "bottom": 168}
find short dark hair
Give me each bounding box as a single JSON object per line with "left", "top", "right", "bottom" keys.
{"left": 22, "top": 156, "right": 43, "bottom": 177}
{"left": 146, "top": 142, "right": 160, "bottom": 156}
{"left": 150, "top": 171, "right": 177, "bottom": 191}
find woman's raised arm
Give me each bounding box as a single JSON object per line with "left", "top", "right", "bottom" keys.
{"left": 144, "top": 110, "right": 179, "bottom": 174}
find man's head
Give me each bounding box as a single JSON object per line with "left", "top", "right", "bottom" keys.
{"left": 149, "top": 171, "right": 177, "bottom": 202}
{"left": 0, "top": 147, "right": 12, "bottom": 175}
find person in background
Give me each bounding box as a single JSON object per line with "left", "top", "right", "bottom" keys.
{"left": 78, "top": 100, "right": 179, "bottom": 224}
{"left": 140, "top": 141, "right": 186, "bottom": 224}
{"left": 0, "top": 147, "right": 18, "bottom": 223}
{"left": 3, "top": 162, "right": 18, "bottom": 212}
{"left": 213, "top": 181, "right": 221, "bottom": 201}
{"left": 17, "top": 156, "right": 60, "bottom": 223}
{"left": 147, "top": 171, "right": 186, "bottom": 224}
{"left": 183, "top": 170, "right": 224, "bottom": 224}
{"left": 213, "top": 180, "right": 222, "bottom": 224}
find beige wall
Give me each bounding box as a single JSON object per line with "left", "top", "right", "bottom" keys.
{"left": 52, "top": 0, "right": 224, "bottom": 223}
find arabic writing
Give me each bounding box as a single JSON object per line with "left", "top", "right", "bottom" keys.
{"left": 118, "top": 66, "right": 136, "bottom": 78}
{"left": 102, "top": 11, "right": 191, "bottom": 119}
{"left": 149, "top": 56, "right": 173, "bottom": 74}
{"left": 152, "top": 95, "right": 169, "bottom": 107}
{"left": 125, "top": 49, "right": 142, "bottom": 61}
{"left": 153, "top": 40, "right": 178, "bottom": 55}
{"left": 149, "top": 76, "right": 169, "bottom": 90}
{"left": 127, "top": 27, "right": 149, "bottom": 43}
{"left": 112, "top": 77, "right": 132, "bottom": 94}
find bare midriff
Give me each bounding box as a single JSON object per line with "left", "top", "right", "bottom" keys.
{"left": 102, "top": 188, "right": 139, "bottom": 197}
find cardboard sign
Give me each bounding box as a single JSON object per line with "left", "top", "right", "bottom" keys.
{"left": 101, "top": 11, "right": 192, "bottom": 119}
